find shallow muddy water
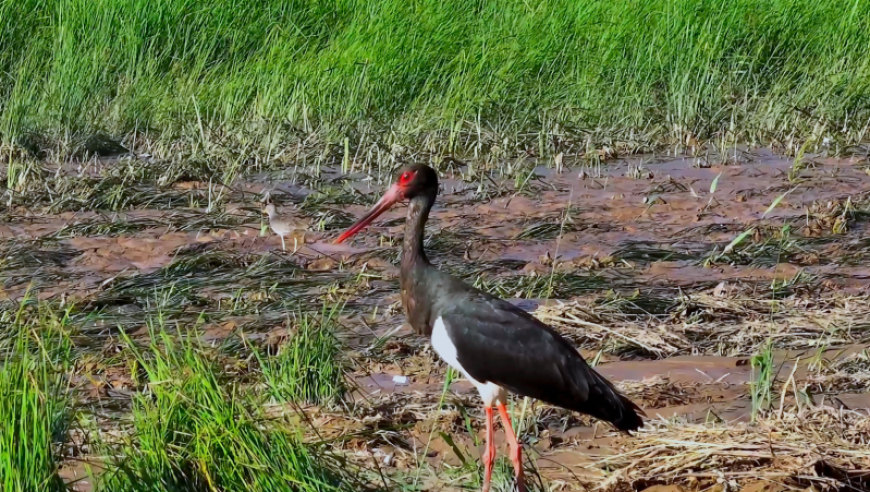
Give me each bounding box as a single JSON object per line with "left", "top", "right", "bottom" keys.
{"left": 5, "top": 147, "right": 870, "bottom": 491}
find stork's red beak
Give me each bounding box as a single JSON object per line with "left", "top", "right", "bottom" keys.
{"left": 334, "top": 183, "right": 403, "bottom": 244}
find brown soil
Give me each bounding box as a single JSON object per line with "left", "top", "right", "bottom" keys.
{"left": 3, "top": 148, "right": 870, "bottom": 491}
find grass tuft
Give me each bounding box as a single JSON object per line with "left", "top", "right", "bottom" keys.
{"left": 0, "top": 297, "right": 73, "bottom": 492}
{"left": 258, "top": 304, "right": 348, "bottom": 407}
{"left": 100, "top": 323, "right": 357, "bottom": 492}
{"left": 750, "top": 338, "right": 776, "bottom": 421}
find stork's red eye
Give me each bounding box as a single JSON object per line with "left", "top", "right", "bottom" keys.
{"left": 399, "top": 171, "right": 415, "bottom": 185}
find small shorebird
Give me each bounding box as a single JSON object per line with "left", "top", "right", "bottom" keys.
{"left": 264, "top": 203, "right": 305, "bottom": 252}
{"left": 335, "top": 164, "right": 643, "bottom": 492}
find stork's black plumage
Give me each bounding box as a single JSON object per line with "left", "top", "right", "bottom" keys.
{"left": 437, "top": 294, "right": 644, "bottom": 431}
{"left": 336, "top": 164, "right": 644, "bottom": 492}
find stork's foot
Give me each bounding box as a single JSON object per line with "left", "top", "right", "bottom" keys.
{"left": 497, "top": 402, "right": 526, "bottom": 492}
{"left": 508, "top": 438, "right": 524, "bottom": 492}
{"left": 510, "top": 449, "right": 526, "bottom": 492}
{"left": 481, "top": 448, "right": 493, "bottom": 492}
{"left": 482, "top": 406, "right": 495, "bottom": 492}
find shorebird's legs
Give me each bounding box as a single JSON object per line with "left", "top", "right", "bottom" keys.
{"left": 497, "top": 402, "right": 525, "bottom": 492}
{"left": 482, "top": 406, "right": 495, "bottom": 492}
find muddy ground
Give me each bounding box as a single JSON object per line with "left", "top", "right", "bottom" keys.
{"left": 3, "top": 147, "right": 870, "bottom": 491}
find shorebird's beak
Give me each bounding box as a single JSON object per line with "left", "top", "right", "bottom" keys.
{"left": 334, "top": 183, "right": 403, "bottom": 244}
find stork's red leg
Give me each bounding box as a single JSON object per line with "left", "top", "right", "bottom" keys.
{"left": 482, "top": 406, "right": 495, "bottom": 492}
{"left": 497, "top": 402, "right": 526, "bottom": 492}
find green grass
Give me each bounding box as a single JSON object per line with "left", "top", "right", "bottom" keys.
{"left": 1, "top": 0, "right": 869, "bottom": 156}
{"left": 100, "top": 323, "right": 361, "bottom": 492}
{"left": 749, "top": 338, "right": 775, "bottom": 422}
{"left": 0, "top": 290, "right": 365, "bottom": 491}
{"left": 0, "top": 298, "right": 73, "bottom": 492}
{"left": 257, "top": 304, "right": 348, "bottom": 406}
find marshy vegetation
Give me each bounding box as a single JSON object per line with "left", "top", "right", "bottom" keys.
{"left": 4, "top": 147, "right": 870, "bottom": 491}
{"left": 1, "top": 0, "right": 870, "bottom": 159}
{"left": 3, "top": 1, "right": 870, "bottom": 491}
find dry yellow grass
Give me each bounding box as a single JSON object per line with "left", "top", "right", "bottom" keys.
{"left": 597, "top": 405, "right": 870, "bottom": 491}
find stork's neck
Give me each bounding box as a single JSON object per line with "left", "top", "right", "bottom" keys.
{"left": 402, "top": 190, "right": 438, "bottom": 335}
{"left": 399, "top": 191, "right": 437, "bottom": 335}
{"left": 401, "top": 193, "right": 434, "bottom": 270}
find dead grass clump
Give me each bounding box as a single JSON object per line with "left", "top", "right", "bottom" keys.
{"left": 534, "top": 298, "right": 692, "bottom": 357}
{"left": 0, "top": 240, "right": 81, "bottom": 270}
{"left": 594, "top": 405, "right": 870, "bottom": 491}
{"left": 804, "top": 349, "right": 870, "bottom": 395}
{"left": 834, "top": 351, "right": 870, "bottom": 374}
{"left": 611, "top": 241, "right": 701, "bottom": 264}
{"left": 617, "top": 376, "right": 733, "bottom": 410}
{"left": 534, "top": 292, "right": 870, "bottom": 357}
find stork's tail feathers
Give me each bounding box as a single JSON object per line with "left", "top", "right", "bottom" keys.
{"left": 610, "top": 391, "right": 646, "bottom": 433}
{"left": 567, "top": 366, "right": 646, "bottom": 433}
{"left": 592, "top": 369, "right": 645, "bottom": 433}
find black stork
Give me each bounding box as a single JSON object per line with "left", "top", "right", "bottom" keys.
{"left": 335, "top": 164, "right": 644, "bottom": 492}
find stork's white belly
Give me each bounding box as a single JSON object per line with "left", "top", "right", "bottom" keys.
{"left": 431, "top": 316, "right": 506, "bottom": 407}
